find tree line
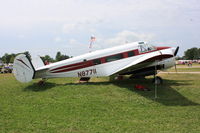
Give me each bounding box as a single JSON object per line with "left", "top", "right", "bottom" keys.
{"left": 0, "top": 51, "right": 71, "bottom": 64}
{"left": 182, "top": 47, "right": 200, "bottom": 60}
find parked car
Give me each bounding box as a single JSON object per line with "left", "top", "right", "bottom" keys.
{"left": 0, "top": 66, "right": 13, "bottom": 73}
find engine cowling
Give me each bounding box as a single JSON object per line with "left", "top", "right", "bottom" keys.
{"left": 161, "top": 57, "right": 176, "bottom": 70}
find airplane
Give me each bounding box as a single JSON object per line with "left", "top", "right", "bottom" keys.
{"left": 13, "top": 41, "right": 179, "bottom": 84}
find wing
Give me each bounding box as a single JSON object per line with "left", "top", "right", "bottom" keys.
{"left": 110, "top": 50, "right": 163, "bottom": 76}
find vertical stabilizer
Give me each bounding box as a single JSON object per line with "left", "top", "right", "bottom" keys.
{"left": 31, "top": 56, "right": 45, "bottom": 70}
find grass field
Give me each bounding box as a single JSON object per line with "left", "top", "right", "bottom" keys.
{"left": 166, "top": 67, "right": 200, "bottom": 72}
{"left": 0, "top": 73, "right": 200, "bottom": 133}
{"left": 165, "top": 64, "right": 200, "bottom": 72}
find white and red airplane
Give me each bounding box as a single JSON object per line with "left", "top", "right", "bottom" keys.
{"left": 13, "top": 41, "right": 179, "bottom": 84}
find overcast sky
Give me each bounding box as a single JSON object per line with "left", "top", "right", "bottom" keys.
{"left": 0, "top": 0, "right": 200, "bottom": 58}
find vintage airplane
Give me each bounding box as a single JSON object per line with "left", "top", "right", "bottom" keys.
{"left": 13, "top": 41, "right": 179, "bottom": 84}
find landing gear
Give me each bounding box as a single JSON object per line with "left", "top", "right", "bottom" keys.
{"left": 79, "top": 77, "right": 90, "bottom": 83}
{"left": 37, "top": 78, "right": 47, "bottom": 85}
{"left": 109, "top": 75, "right": 124, "bottom": 81}
{"left": 152, "top": 76, "right": 163, "bottom": 85}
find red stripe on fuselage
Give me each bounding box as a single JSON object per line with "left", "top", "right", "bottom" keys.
{"left": 156, "top": 47, "right": 170, "bottom": 50}
{"left": 51, "top": 62, "right": 93, "bottom": 73}
{"left": 50, "top": 61, "right": 89, "bottom": 71}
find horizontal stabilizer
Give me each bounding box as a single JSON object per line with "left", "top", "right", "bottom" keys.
{"left": 13, "top": 54, "right": 35, "bottom": 83}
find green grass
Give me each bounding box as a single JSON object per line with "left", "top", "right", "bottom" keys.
{"left": 0, "top": 73, "right": 200, "bottom": 133}
{"left": 165, "top": 64, "right": 200, "bottom": 72}
{"left": 166, "top": 67, "right": 200, "bottom": 72}
{"left": 177, "top": 63, "right": 200, "bottom": 67}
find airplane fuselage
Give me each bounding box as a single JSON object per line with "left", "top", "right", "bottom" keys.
{"left": 34, "top": 42, "right": 175, "bottom": 79}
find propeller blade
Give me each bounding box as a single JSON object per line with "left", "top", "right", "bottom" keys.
{"left": 173, "top": 46, "right": 179, "bottom": 72}
{"left": 174, "top": 46, "right": 179, "bottom": 56}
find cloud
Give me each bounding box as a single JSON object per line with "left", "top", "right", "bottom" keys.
{"left": 68, "top": 38, "right": 79, "bottom": 45}
{"left": 62, "top": 24, "right": 77, "bottom": 33}
{"left": 0, "top": 0, "right": 199, "bottom": 57}
{"left": 0, "top": 0, "right": 199, "bottom": 29}
{"left": 105, "top": 30, "right": 155, "bottom": 46}
{"left": 54, "top": 36, "right": 62, "bottom": 43}
{"left": 17, "top": 34, "right": 25, "bottom": 39}
{"left": 62, "top": 17, "right": 103, "bottom": 34}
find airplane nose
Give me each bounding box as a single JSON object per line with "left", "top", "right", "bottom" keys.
{"left": 171, "top": 47, "right": 176, "bottom": 53}
{"left": 174, "top": 46, "right": 179, "bottom": 56}
{"left": 171, "top": 46, "right": 179, "bottom": 56}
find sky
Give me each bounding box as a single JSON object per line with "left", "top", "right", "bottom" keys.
{"left": 0, "top": 0, "right": 200, "bottom": 58}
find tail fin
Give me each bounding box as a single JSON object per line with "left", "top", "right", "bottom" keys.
{"left": 13, "top": 54, "right": 35, "bottom": 83}
{"left": 31, "top": 56, "right": 45, "bottom": 70}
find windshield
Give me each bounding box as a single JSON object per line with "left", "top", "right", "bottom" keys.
{"left": 138, "top": 42, "right": 156, "bottom": 53}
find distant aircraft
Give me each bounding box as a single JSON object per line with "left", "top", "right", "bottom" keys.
{"left": 13, "top": 41, "right": 179, "bottom": 84}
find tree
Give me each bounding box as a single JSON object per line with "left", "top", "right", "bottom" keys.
{"left": 56, "top": 52, "right": 61, "bottom": 61}
{"left": 41, "top": 55, "right": 54, "bottom": 63}
{"left": 176, "top": 56, "right": 183, "bottom": 60}
{"left": 198, "top": 48, "right": 200, "bottom": 58}
{"left": 0, "top": 51, "right": 71, "bottom": 64}
{"left": 10, "top": 56, "right": 15, "bottom": 63}
{"left": 23, "top": 51, "right": 31, "bottom": 60}
{"left": 184, "top": 47, "right": 199, "bottom": 60}
{"left": 55, "top": 51, "right": 69, "bottom": 61}
{"left": 1, "top": 51, "right": 31, "bottom": 64}
{"left": 1, "top": 53, "right": 14, "bottom": 64}
{"left": 2, "top": 53, "right": 8, "bottom": 63}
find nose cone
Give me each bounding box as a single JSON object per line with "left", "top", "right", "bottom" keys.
{"left": 171, "top": 47, "right": 176, "bottom": 54}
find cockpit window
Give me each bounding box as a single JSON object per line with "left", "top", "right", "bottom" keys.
{"left": 138, "top": 42, "right": 155, "bottom": 53}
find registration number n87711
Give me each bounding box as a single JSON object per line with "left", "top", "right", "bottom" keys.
{"left": 77, "top": 69, "right": 97, "bottom": 77}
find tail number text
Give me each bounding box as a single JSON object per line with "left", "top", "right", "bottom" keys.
{"left": 77, "top": 69, "right": 97, "bottom": 77}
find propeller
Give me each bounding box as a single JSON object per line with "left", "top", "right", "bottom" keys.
{"left": 174, "top": 46, "right": 179, "bottom": 72}
{"left": 174, "top": 46, "right": 179, "bottom": 56}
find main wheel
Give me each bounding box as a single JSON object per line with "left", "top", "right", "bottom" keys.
{"left": 152, "top": 76, "right": 163, "bottom": 85}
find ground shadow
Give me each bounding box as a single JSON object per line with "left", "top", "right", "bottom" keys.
{"left": 23, "top": 78, "right": 199, "bottom": 106}
{"left": 112, "top": 78, "right": 199, "bottom": 106}
{"left": 54, "top": 78, "right": 199, "bottom": 106}
{"left": 23, "top": 81, "right": 111, "bottom": 92}
{"left": 23, "top": 82, "right": 58, "bottom": 92}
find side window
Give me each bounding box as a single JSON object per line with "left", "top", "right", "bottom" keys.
{"left": 138, "top": 43, "right": 155, "bottom": 53}
{"left": 105, "top": 54, "right": 123, "bottom": 62}
{"left": 128, "top": 51, "right": 135, "bottom": 57}
{"left": 93, "top": 59, "right": 101, "bottom": 65}
{"left": 138, "top": 45, "right": 147, "bottom": 53}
